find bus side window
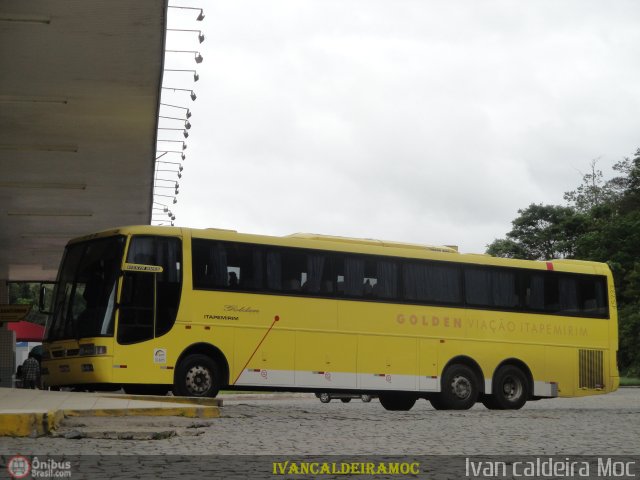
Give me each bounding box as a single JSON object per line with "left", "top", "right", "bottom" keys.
{"left": 524, "top": 273, "right": 545, "bottom": 311}
{"left": 303, "top": 253, "right": 326, "bottom": 294}
{"left": 558, "top": 276, "right": 579, "bottom": 314}
{"left": 344, "top": 257, "right": 365, "bottom": 297}
{"left": 281, "top": 250, "right": 306, "bottom": 293}
{"left": 403, "top": 262, "right": 461, "bottom": 304}
{"left": 224, "top": 244, "right": 264, "bottom": 290}
{"left": 579, "top": 276, "right": 607, "bottom": 317}
{"left": 373, "top": 260, "right": 398, "bottom": 299}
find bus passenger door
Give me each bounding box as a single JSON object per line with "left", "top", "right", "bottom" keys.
{"left": 112, "top": 235, "right": 182, "bottom": 386}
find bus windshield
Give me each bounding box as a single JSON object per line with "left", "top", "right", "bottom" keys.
{"left": 46, "top": 236, "right": 125, "bottom": 341}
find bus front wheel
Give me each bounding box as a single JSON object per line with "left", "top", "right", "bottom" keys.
{"left": 174, "top": 354, "right": 221, "bottom": 398}
{"left": 379, "top": 393, "right": 417, "bottom": 411}
{"left": 431, "top": 364, "right": 479, "bottom": 410}
{"left": 485, "top": 365, "right": 528, "bottom": 410}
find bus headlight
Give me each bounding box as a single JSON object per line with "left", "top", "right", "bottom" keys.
{"left": 78, "top": 344, "right": 107, "bottom": 356}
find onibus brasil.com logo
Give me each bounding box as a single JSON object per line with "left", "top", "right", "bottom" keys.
{"left": 7, "top": 456, "right": 72, "bottom": 478}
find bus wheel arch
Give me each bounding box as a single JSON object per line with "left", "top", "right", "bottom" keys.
{"left": 431, "top": 356, "right": 484, "bottom": 410}
{"left": 173, "top": 343, "right": 230, "bottom": 397}
{"left": 483, "top": 359, "right": 532, "bottom": 410}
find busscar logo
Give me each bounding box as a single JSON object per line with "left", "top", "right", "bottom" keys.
{"left": 7, "top": 456, "right": 30, "bottom": 479}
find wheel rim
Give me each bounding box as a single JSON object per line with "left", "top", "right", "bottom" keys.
{"left": 185, "top": 365, "right": 212, "bottom": 395}
{"left": 502, "top": 375, "right": 523, "bottom": 401}
{"left": 450, "top": 375, "right": 472, "bottom": 400}
{"left": 320, "top": 393, "right": 330, "bottom": 402}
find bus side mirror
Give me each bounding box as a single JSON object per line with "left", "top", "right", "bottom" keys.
{"left": 39, "top": 282, "right": 56, "bottom": 314}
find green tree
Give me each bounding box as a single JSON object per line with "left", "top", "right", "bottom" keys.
{"left": 486, "top": 204, "right": 586, "bottom": 260}
{"left": 563, "top": 159, "right": 618, "bottom": 213}
{"left": 488, "top": 148, "right": 640, "bottom": 376}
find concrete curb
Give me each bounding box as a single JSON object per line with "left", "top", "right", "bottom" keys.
{"left": 102, "top": 394, "right": 222, "bottom": 406}
{"left": 62, "top": 405, "right": 220, "bottom": 419}
{"left": 0, "top": 400, "right": 219, "bottom": 437}
{"left": 218, "top": 392, "right": 314, "bottom": 401}
{"left": 0, "top": 410, "right": 64, "bottom": 438}
{"left": 0, "top": 389, "right": 311, "bottom": 437}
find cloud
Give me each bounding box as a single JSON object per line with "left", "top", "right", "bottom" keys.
{"left": 166, "top": 0, "right": 640, "bottom": 253}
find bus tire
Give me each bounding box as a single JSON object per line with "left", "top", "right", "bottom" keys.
{"left": 433, "top": 364, "right": 479, "bottom": 410}
{"left": 480, "top": 394, "right": 502, "bottom": 410}
{"left": 491, "top": 365, "right": 528, "bottom": 410}
{"left": 174, "top": 354, "right": 221, "bottom": 397}
{"left": 428, "top": 396, "right": 448, "bottom": 410}
{"left": 379, "top": 393, "right": 417, "bottom": 411}
{"left": 318, "top": 393, "right": 331, "bottom": 403}
{"left": 340, "top": 398, "right": 352, "bottom": 403}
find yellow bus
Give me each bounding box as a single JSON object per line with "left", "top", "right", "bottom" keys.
{"left": 41, "top": 225, "right": 619, "bottom": 410}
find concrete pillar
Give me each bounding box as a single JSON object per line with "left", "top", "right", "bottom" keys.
{"left": 0, "top": 278, "right": 17, "bottom": 387}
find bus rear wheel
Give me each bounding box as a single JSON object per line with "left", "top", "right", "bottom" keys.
{"left": 379, "top": 393, "right": 417, "bottom": 411}
{"left": 480, "top": 395, "right": 502, "bottom": 410}
{"left": 174, "top": 354, "right": 221, "bottom": 398}
{"left": 487, "top": 365, "right": 529, "bottom": 410}
{"left": 431, "top": 364, "right": 479, "bottom": 410}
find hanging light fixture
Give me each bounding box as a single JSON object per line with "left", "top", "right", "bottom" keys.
{"left": 167, "top": 29, "right": 206, "bottom": 44}
{"left": 167, "top": 6, "right": 205, "bottom": 21}
{"left": 160, "top": 104, "right": 192, "bottom": 119}
{"left": 164, "top": 69, "right": 200, "bottom": 82}
{"left": 165, "top": 50, "right": 204, "bottom": 64}
{"left": 162, "top": 87, "right": 197, "bottom": 101}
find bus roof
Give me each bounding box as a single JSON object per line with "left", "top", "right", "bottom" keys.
{"left": 286, "top": 233, "right": 459, "bottom": 254}
{"left": 67, "top": 225, "right": 611, "bottom": 276}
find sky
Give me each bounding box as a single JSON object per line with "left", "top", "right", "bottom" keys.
{"left": 157, "top": 0, "right": 640, "bottom": 253}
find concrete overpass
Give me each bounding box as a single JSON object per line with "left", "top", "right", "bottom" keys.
{"left": 0, "top": 0, "right": 167, "bottom": 293}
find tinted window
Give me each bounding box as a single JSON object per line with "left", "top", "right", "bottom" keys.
{"left": 269, "top": 249, "right": 330, "bottom": 294}
{"left": 579, "top": 276, "right": 607, "bottom": 316}
{"left": 191, "top": 238, "right": 608, "bottom": 318}
{"left": 47, "top": 236, "right": 125, "bottom": 341}
{"left": 373, "top": 260, "right": 398, "bottom": 299}
{"left": 465, "top": 267, "right": 519, "bottom": 308}
{"left": 522, "top": 271, "right": 608, "bottom": 317}
{"left": 118, "top": 236, "right": 182, "bottom": 344}
{"left": 340, "top": 256, "right": 365, "bottom": 297}
{"left": 334, "top": 256, "right": 398, "bottom": 300}
{"left": 192, "top": 239, "right": 263, "bottom": 290}
{"left": 403, "top": 262, "right": 461, "bottom": 304}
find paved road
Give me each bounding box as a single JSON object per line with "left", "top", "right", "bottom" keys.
{"left": 2, "top": 388, "right": 638, "bottom": 456}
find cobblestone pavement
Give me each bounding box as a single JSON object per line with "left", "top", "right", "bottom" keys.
{"left": 2, "top": 388, "right": 639, "bottom": 456}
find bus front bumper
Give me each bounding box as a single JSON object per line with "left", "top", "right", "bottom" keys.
{"left": 42, "top": 356, "right": 114, "bottom": 388}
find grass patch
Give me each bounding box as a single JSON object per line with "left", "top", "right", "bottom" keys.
{"left": 620, "top": 377, "right": 640, "bottom": 386}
